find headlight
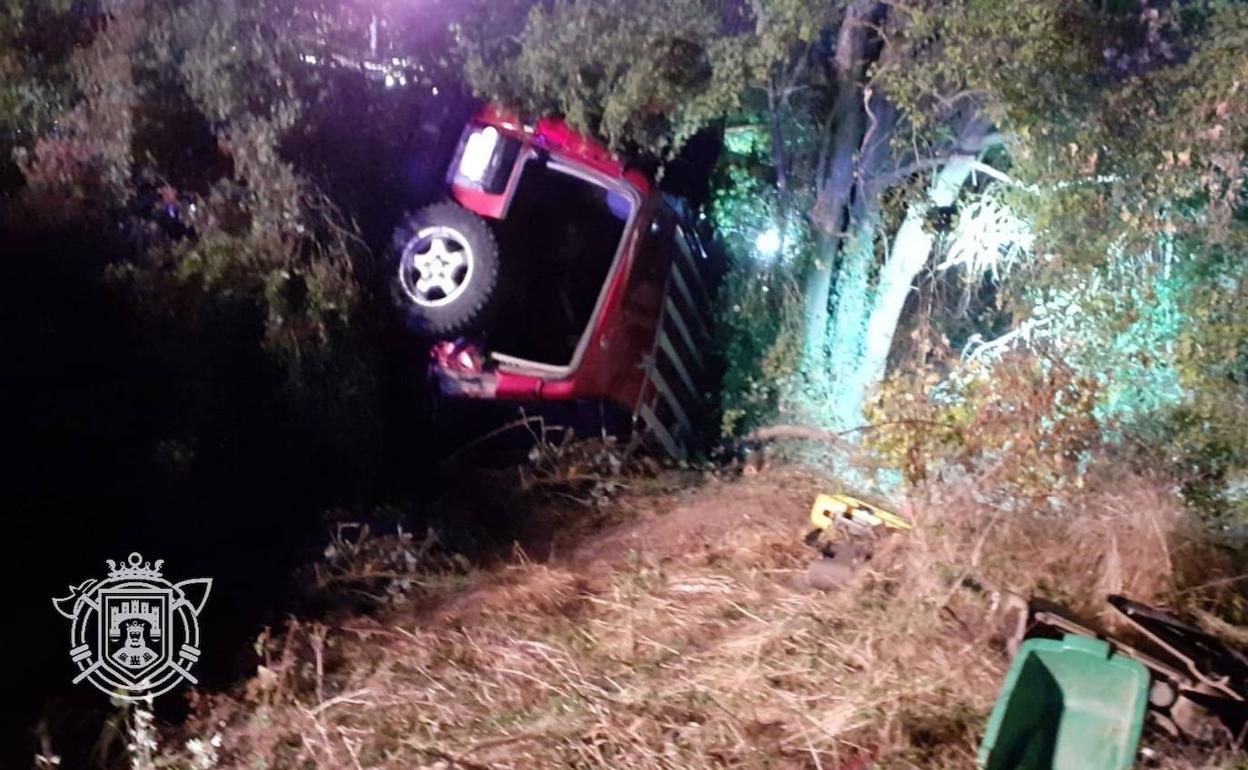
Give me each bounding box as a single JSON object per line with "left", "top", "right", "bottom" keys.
{"left": 458, "top": 126, "right": 500, "bottom": 184}
{"left": 449, "top": 124, "right": 520, "bottom": 195}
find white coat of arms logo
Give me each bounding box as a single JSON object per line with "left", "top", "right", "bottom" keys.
{"left": 53, "top": 552, "right": 211, "bottom": 701}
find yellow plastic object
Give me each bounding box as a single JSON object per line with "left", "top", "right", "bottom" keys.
{"left": 810, "top": 494, "right": 912, "bottom": 533}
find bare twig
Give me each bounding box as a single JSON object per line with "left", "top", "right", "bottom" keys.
{"left": 441, "top": 415, "right": 548, "bottom": 467}
{"left": 1174, "top": 573, "right": 1248, "bottom": 598}
{"left": 402, "top": 744, "right": 498, "bottom": 770}
{"left": 308, "top": 623, "right": 328, "bottom": 705}
{"left": 307, "top": 688, "right": 375, "bottom": 716}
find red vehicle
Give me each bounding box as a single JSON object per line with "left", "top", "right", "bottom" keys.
{"left": 392, "top": 107, "right": 717, "bottom": 456}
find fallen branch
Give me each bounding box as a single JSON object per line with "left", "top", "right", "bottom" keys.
{"left": 307, "top": 688, "right": 376, "bottom": 716}
{"left": 1174, "top": 572, "right": 1248, "bottom": 598}
{"left": 403, "top": 744, "right": 497, "bottom": 770}
{"left": 744, "top": 419, "right": 959, "bottom": 446}
{"left": 745, "top": 425, "right": 852, "bottom": 446}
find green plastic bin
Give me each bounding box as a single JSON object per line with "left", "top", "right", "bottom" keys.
{"left": 978, "top": 634, "right": 1150, "bottom": 770}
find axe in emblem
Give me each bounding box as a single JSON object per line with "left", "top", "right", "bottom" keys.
{"left": 52, "top": 579, "right": 99, "bottom": 619}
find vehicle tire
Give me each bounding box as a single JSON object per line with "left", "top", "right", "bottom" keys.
{"left": 392, "top": 202, "right": 500, "bottom": 337}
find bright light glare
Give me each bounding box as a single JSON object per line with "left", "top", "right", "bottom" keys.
{"left": 384, "top": 73, "right": 396, "bottom": 88}
{"left": 459, "top": 126, "right": 500, "bottom": 183}
{"left": 754, "top": 227, "right": 782, "bottom": 258}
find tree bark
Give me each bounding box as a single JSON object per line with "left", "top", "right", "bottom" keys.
{"left": 823, "top": 205, "right": 880, "bottom": 426}
{"left": 857, "top": 156, "right": 975, "bottom": 398}
{"left": 801, "top": 0, "right": 878, "bottom": 375}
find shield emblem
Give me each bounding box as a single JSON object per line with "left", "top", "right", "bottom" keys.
{"left": 55, "top": 552, "right": 211, "bottom": 701}
{"left": 98, "top": 585, "right": 173, "bottom": 686}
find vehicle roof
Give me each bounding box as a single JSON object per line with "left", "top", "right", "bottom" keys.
{"left": 475, "top": 104, "right": 651, "bottom": 194}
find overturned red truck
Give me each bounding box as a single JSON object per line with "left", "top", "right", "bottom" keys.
{"left": 391, "top": 107, "right": 719, "bottom": 457}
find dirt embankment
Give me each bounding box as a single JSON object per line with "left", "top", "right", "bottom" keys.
{"left": 157, "top": 464, "right": 1237, "bottom": 770}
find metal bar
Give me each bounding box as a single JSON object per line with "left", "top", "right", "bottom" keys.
{"left": 637, "top": 402, "right": 683, "bottom": 459}
{"left": 661, "top": 297, "right": 705, "bottom": 374}
{"left": 1032, "top": 611, "right": 1191, "bottom": 687}
{"left": 1111, "top": 602, "right": 1244, "bottom": 702}
{"left": 657, "top": 329, "right": 700, "bottom": 406}
{"left": 647, "top": 367, "right": 693, "bottom": 440}
{"left": 674, "top": 225, "right": 712, "bottom": 309}
{"left": 669, "top": 263, "right": 712, "bottom": 343}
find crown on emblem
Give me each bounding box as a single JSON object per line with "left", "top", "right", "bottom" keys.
{"left": 106, "top": 552, "right": 164, "bottom": 580}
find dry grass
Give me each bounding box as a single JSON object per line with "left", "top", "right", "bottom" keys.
{"left": 163, "top": 465, "right": 1245, "bottom": 770}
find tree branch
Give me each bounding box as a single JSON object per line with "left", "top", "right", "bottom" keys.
{"left": 767, "top": 78, "right": 789, "bottom": 194}
{"left": 744, "top": 418, "right": 959, "bottom": 446}
{"left": 867, "top": 133, "right": 1007, "bottom": 193}
{"left": 960, "top": 316, "right": 1053, "bottom": 363}
{"left": 967, "top": 160, "right": 1016, "bottom": 186}
{"left": 867, "top": 156, "right": 951, "bottom": 191}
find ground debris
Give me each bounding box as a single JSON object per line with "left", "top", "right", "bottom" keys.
{"left": 158, "top": 464, "right": 1248, "bottom": 769}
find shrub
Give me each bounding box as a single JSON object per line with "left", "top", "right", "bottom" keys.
{"left": 866, "top": 351, "right": 1101, "bottom": 506}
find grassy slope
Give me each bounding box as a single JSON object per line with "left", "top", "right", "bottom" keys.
{"left": 159, "top": 465, "right": 1245, "bottom": 770}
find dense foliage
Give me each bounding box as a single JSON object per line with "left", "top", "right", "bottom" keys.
{"left": 3, "top": 3, "right": 1248, "bottom": 763}
{"left": 0, "top": 0, "right": 472, "bottom": 456}
{"left": 458, "top": 0, "right": 1248, "bottom": 517}
{"left": 6, "top": 1, "right": 366, "bottom": 357}
{"left": 4, "top": 0, "right": 1247, "bottom": 514}
{"left": 883, "top": 0, "right": 1248, "bottom": 518}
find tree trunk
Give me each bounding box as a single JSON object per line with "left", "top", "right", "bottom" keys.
{"left": 801, "top": 0, "right": 878, "bottom": 375}
{"left": 823, "top": 207, "right": 880, "bottom": 426}
{"left": 857, "top": 157, "right": 975, "bottom": 398}
{"left": 802, "top": 232, "right": 838, "bottom": 371}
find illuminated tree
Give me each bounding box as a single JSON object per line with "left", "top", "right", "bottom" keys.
{"left": 458, "top": 0, "right": 999, "bottom": 426}
{"left": 463, "top": 0, "right": 1247, "bottom": 438}
{"left": 6, "top": 0, "right": 1245, "bottom": 454}
{"left": 869, "top": 1, "right": 1248, "bottom": 512}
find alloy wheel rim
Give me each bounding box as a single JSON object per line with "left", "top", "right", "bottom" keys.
{"left": 399, "top": 226, "right": 476, "bottom": 308}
